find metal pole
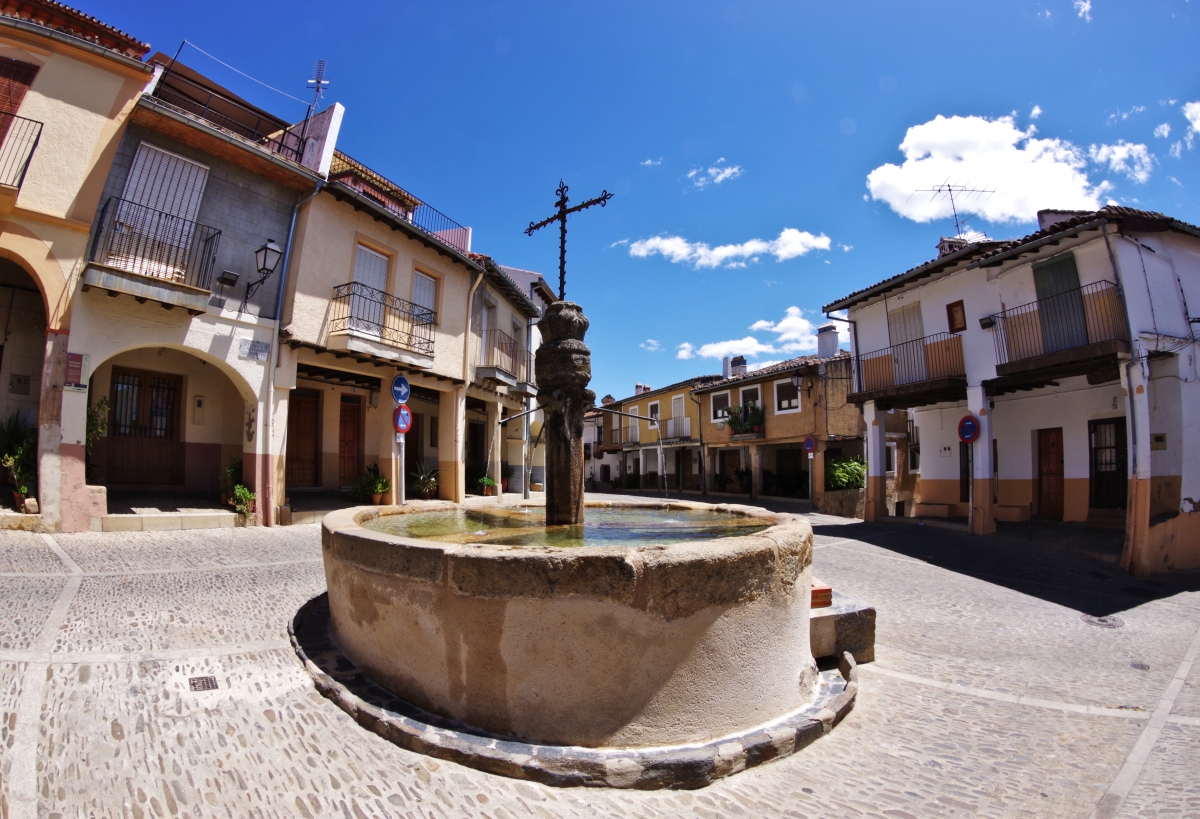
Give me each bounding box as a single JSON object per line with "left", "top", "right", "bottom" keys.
{"left": 398, "top": 432, "right": 406, "bottom": 505}
{"left": 808, "top": 452, "right": 814, "bottom": 506}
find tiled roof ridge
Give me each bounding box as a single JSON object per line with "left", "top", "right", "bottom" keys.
{"left": 693, "top": 351, "right": 851, "bottom": 391}
{"left": 611, "top": 374, "right": 724, "bottom": 405}
{"left": 0, "top": 0, "right": 149, "bottom": 58}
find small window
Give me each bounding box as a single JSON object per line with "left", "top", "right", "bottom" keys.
{"left": 711, "top": 392, "right": 730, "bottom": 421}
{"left": 885, "top": 443, "right": 897, "bottom": 474}
{"left": 741, "top": 387, "right": 760, "bottom": 408}
{"left": 413, "top": 271, "right": 437, "bottom": 318}
{"left": 946, "top": 300, "right": 967, "bottom": 334}
{"left": 648, "top": 402, "right": 659, "bottom": 427}
{"left": 775, "top": 381, "right": 800, "bottom": 413}
{"left": 908, "top": 445, "right": 920, "bottom": 472}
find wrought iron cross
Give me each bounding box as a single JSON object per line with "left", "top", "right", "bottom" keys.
{"left": 525, "top": 180, "right": 613, "bottom": 301}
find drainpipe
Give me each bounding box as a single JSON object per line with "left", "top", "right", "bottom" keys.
{"left": 689, "top": 388, "right": 707, "bottom": 496}
{"left": 263, "top": 181, "right": 323, "bottom": 527}
{"left": 1101, "top": 220, "right": 1141, "bottom": 569}
{"left": 459, "top": 268, "right": 485, "bottom": 501}
{"left": 524, "top": 293, "right": 535, "bottom": 501}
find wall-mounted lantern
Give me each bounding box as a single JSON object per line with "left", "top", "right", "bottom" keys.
{"left": 244, "top": 239, "right": 284, "bottom": 305}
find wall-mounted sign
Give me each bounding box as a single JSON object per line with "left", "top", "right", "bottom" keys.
{"left": 803, "top": 435, "right": 817, "bottom": 453}
{"left": 238, "top": 338, "right": 271, "bottom": 361}
{"left": 391, "top": 375, "right": 411, "bottom": 404}
{"left": 394, "top": 403, "right": 412, "bottom": 434}
{"left": 64, "top": 353, "right": 90, "bottom": 392}
{"left": 958, "top": 414, "right": 981, "bottom": 444}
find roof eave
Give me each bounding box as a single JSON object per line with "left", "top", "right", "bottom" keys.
{"left": 0, "top": 14, "right": 152, "bottom": 73}
{"left": 823, "top": 242, "right": 998, "bottom": 313}
{"left": 966, "top": 218, "right": 1108, "bottom": 270}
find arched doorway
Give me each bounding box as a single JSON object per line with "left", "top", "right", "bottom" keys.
{"left": 88, "top": 346, "right": 252, "bottom": 512}
{"left": 0, "top": 258, "right": 46, "bottom": 506}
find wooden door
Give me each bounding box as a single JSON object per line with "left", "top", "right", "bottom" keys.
{"left": 1037, "top": 428, "right": 1065, "bottom": 519}
{"left": 338, "top": 395, "right": 362, "bottom": 486}
{"left": 107, "top": 368, "right": 183, "bottom": 485}
{"left": 286, "top": 390, "right": 319, "bottom": 487}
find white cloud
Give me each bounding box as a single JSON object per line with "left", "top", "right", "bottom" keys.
{"left": 1089, "top": 141, "right": 1155, "bottom": 183}
{"left": 640, "top": 158, "right": 662, "bottom": 166}
{"left": 608, "top": 238, "right": 629, "bottom": 248}
{"left": 1107, "top": 105, "right": 1146, "bottom": 125}
{"left": 1184, "top": 101, "right": 1200, "bottom": 148}
{"left": 1154, "top": 123, "right": 1171, "bottom": 139}
{"left": 639, "top": 339, "right": 662, "bottom": 352}
{"left": 1030, "top": 105, "right": 1043, "bottom": 120}
{"left": 1074, "top": 0, "right": 1092, "bottom": 21}
{"left": 629, "top": 228, "right": 830, "bottom": 269}
{"left": 693, "top": 337, "right": 779, "bottom": 360}
{"left": 1037, "top": 9, "right": 1051, "bottom": 19}
{"left": 1168, "top": 176, "right": 1182, "bottom": 187}
{"left": 839, "top": 243, "right": 853, "bottom": 252}
{"left": 865, "top": 114, "right": 1117, "bottom": 224}
{"left": 1170, "top": 141, "right": 1183, "bottom": 159}
{"left": 747, "top": 360, "right": 785, "bottom": 372}
{"left": 676, "top": 342, "right": 695, "bottom": 360}
{"left": 749, "top": 306, "right": 848, "bottom": 354}
{"left": 687, "top": 158, "right": 742, "bottom": 188}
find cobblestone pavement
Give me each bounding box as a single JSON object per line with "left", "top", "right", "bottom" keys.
{"left": 0, "top": 514, "right": 1198, "bottom": 818}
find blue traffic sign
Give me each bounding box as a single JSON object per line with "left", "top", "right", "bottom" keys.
{"left": 958, "top": 414, "right": 981, "bottom": 444}
{"left": 803, "top": 435, "right": 817, "bottom": 453}
{"left": 391, "top": 375, "right": 410, "bottom": 404}
{"left": 394, "top": 404, "right": 413, "bottom": 434}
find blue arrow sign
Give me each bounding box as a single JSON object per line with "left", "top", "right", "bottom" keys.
{"left": 391, "top": 375, "right": 410, "bottom": 405}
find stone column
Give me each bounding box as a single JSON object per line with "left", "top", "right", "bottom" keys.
{"left": 864, "top": 400, "right": 887, "bottom": 522}
{"left": 967, "top": 385, "right": 996, "bottom": 535}
{"left": 486, "top": 400, "right": 501, "bottom": 501}
{"left": 438, "top": 387, "right": 462, "bottom": 502}
{"left": 750, "top": 444, "right": 762, "bottom": 499}
{"left": 534, "top": 302, "right": 594, "bottom": 525}
{"left": 1121, "top": 361, "right": 1153, "bottom": 575}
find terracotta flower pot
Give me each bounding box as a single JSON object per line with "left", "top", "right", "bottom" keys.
{"left": 372, "top": 493, "right": 384, "bottom": 505}
{"left": 12, "top": 492, "right": 25, "bottom": 512}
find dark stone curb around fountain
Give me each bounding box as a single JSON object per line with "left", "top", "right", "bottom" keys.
{"left": 290, "top": 593, "right": 859, "bottom": 790}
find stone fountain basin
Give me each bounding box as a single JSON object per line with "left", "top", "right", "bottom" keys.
{"left": 320, "top": 499, "right": 815, "bottom": 749}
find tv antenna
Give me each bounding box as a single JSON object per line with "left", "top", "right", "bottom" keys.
{"left": 910, "top": 182, "right": 994, "bottom": 238}
{"left": 299, "top": 60, "right": 330, "bottom": 145}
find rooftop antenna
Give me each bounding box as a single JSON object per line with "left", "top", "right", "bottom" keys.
{"left": 299, "top": 60, "right": 329, "bottom": 145}
{"left": 910, "top": 182, "right": 994, "bottom": 238}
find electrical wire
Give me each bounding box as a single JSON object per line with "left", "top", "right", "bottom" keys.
{"left": 179, "top": 40, "right": 309, "bottom": 106}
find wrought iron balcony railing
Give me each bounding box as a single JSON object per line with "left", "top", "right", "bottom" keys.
{"left": 857, "top": 332, "right": 965, "bottom": 393}
{"left": 89, "top": 197, "right": 221, "bottom": 290}
{"left": 329, "top": 281, "right": 436, "bottom": 356}
{"left": 152, "top": 77, "right": 306, "bottom": 164}
{"left": 516, "top": 350, "right": 536, "bottom": 385}
{"left": 481, "top": 328, "right": 517, "bottom": 375}
{"left": 989, "top": 280, "right": 1127, "bottom": 366}
{"left": 663, "top": 416, "right": 692, "bottom": 439}
{"left": 0, "top": 112, "right": 41, "bottom": 189}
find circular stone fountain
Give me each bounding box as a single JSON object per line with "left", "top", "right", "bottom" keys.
{"left": 295, "top": 497, "right": 859, "bottom": 788}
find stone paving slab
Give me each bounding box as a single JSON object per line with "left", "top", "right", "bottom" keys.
{"left": 0, "top": 577, "right": 66, "bottom": 651}
{"left": 0, "top": 512, "right": 1197, "bottom": 816}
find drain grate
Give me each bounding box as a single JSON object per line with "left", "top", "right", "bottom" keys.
{"left": 1130, "top": 662, "right": 1150, "bottom": 671}
{"left": 188, "top": 676, "right": 218, "bottom": 692}
{"left": 1081, "top": 614, "right": 1124, "bottom": 629}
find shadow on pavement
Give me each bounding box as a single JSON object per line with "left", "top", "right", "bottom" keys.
{"left": 811, "top": 518, "right": 1200, "bottom": 618}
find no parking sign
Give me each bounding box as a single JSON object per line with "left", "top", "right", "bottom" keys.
{"left": 958, "top": 414, "right": 981, "bottom": 444}
{"left": 394, "top": 404, "right": 413, "bottom": 434}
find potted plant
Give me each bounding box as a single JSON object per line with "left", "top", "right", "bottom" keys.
{"left": 713, "top": 472, "right": 733, "bottom": 492}
{"left": 734, "top": 467, "right": 753, "bottom": 493}
{"left": 372, "top": 472, "right": 391, "bottom": 505}
{"left": 745, "top": 405, "right": 764, "bottom": 434}
{"left": 231, "top": 483, "right": 256, "bottom": 517}
{"left": 411, "top": 465, "right": 439, "bottom": 500}
{"left": 351, "top": 463, "right": 384, "bottom": 503}
{"left": 478, "top": 476, "right": 498, "bottom": 496}
{"left": 1, "top": 436, "right": 34, "bottom": 512}
{"left": 500, "top": 463, "right": 515, "bottom": 493}
{"left": 221, "top": 458, "right": 243, "bottom": 506}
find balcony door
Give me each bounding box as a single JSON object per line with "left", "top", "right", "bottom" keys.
{"left": 887, "top": 302, "right": 926, "bottom": 385}
{"left": 1089, "top": 418, "right": 1128, "bottom": 510}
{"left": 350, "top": 245, "right": 388, "bottom": 335}
{"left": 1034, "top": 255, "right": 1088, "bottom": 354}
{"left": 112, "top": 143, "right": 210, "bottom": 280}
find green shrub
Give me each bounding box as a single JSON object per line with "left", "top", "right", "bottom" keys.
{"left": 825, "top": 456, "right": 866, "bottom": 491}
{"left": 351, "top": 463, "right": 383, "bottom": 502}
{"left": 231, "top": 483, "right": 256, "bottom": 516}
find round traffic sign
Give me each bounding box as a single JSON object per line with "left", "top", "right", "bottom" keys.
{"left": 958, "top": 414, "right": 981, "bottom": 444}
{"left": 391, "top": 375, "right": 410, "bottom": 405}
{"left": 394, "top": 404, "right": 413, "bottom": 434}
{"left": 803, "top": 435, "right": 817, "bottom": 453}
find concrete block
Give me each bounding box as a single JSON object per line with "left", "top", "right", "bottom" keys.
{"left": 810, "top": 591, "right": 875, "bottom": 664}
{"left": 180, "top": 513, "right": 234, "bottom": 530}
{"left": 101, "top": 515, "right": 143, "bottom": 532}
{"left": 140, "top": 515, "right": 182, "bottom": 531}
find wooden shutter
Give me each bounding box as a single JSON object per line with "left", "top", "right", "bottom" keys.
{"left": 0, "top": 58, "right": 38, "bottom": 113}
{"left": 1034, "top": 254, "right": 1087, "bottom": 353}
{"left": 887, "top": 302, "right": 925, "bottom": 345}
{"left": 352, "top": 245, "right": 388, "bottom": 291}
{"left": 122, "top": 143, "right": 209, "bottom": 221}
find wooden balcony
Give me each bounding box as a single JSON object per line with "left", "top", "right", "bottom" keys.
{"left": 849, "top": 332, "right": 967, "bottom": 410}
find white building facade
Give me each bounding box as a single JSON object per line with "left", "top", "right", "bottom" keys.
{"left": 826, "top": 207, "right": 1200, "bottom": 576}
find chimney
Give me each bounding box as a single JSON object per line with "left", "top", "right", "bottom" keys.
{"left": 722, "top": 356, "right": 732, "bottom": 378}
{"left": 730, "top": 356, "right": 747, "bottom": 375}
{"left": 817, "top": 325, "right": 839, "bottom": 359}
{"left": 936, "top": 236, "right": 969, "bottom": 258}
{"left": 1037, "top": 209, "right": 1091, "bottom": 231}
{"left": 601, "top": 394, "right": 615, "bottom": 406}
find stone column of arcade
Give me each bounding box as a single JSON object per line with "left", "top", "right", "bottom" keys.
{"left": 533, "top": 301, "right": 594, "bottom": 524}
{"left": 863, "top": 400, "right": 887, "bottom": 521}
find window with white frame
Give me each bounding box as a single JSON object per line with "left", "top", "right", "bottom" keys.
{"left": 774, "top": 379, "right": 800, "bottom": 413}
{"left": 711, "top": 392, "right": 730, "bottom": 421}
{"left": 648, "top": 401, "right": 659, "bottom": 427}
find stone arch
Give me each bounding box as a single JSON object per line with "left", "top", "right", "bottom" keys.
{"left": 0, "top": 219, "right": 72, "bottom": 331}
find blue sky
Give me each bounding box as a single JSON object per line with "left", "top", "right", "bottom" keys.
{"left": 93, "top": 0, "right": 1198, "bottom": 401}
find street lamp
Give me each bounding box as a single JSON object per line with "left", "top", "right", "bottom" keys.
{"left": 244, "top": 239, "right": 284, "bottom": 304}
{"left": 790, "top": 373, "right": 805, "bottom": 389}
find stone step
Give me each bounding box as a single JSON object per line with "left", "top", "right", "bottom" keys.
{"left": 90, "top": 511, "right": 242, "bottom": 532}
